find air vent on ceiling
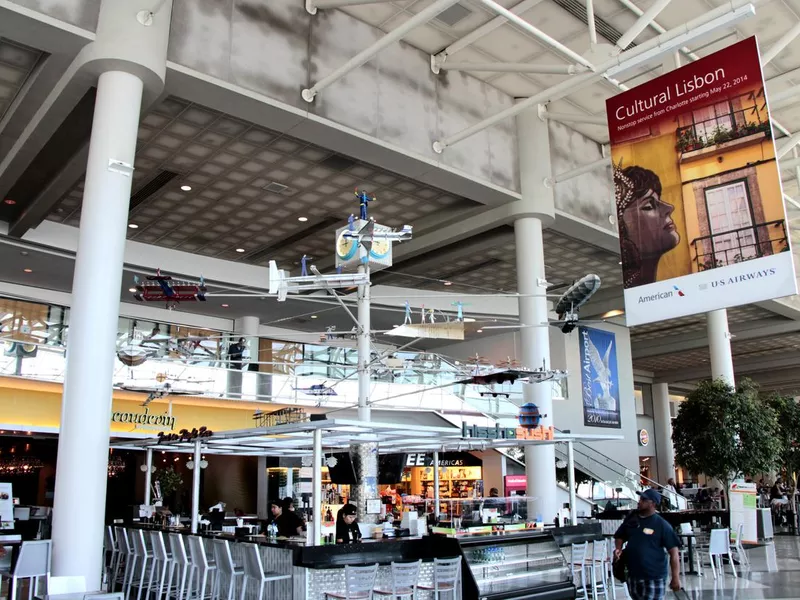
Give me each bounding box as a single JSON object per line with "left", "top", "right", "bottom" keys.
{"left": 247, "top": 216, "right": 341, "bottom": 263}
{"left": 550, "top": 0, "right": 627, "bottom": 47}
{"left": 319, "top": 154, "right": 356, "bottom": 171}
{"left": 129, "top": 170, "right": 179, "bottom": 211}
{"left": 435, "top": 2, "right": 472, "bottom": 27}
{"left": 264, "top": 181, "right": 289, "bottom": 194}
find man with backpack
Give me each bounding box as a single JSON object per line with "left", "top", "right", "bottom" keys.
{"left": 614, "top": 489, "right": 682, "bottom": 600}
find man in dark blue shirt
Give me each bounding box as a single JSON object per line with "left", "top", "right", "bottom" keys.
{"left": 614, "top": 489, "right": 681, "bottom": 600}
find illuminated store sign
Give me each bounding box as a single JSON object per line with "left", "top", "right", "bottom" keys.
{"left": 111, "top": 408, "right": 175, "bottom": 431}
{"left": 461, "top": 423, "right": 555, "bottom": 441}
{"left": 157, "top": 426, "right": 213, "bottom": 443}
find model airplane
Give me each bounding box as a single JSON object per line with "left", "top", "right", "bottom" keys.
{"left": 294, "top": 382, "right": 338, "bottom": 396}
{"left": 132, "top": 269, "right": 207, "bottom": 308}
{"left": 319, "top": 326, "right": 358, "bottom": 343}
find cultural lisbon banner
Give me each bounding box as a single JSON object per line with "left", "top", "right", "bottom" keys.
{"left": 578, "top": 327, "right": 621, "bottom": 429}
{"left": 606, "top": 36, "right": 796, "bottom": 326}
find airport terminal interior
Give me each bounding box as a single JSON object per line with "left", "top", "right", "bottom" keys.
{"left": 3, "top": 0, "right": 800, "bottom": 599}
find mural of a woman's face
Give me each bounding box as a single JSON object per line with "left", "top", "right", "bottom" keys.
{"left": 621, "top": 189, "right": 680, "bottom": 258}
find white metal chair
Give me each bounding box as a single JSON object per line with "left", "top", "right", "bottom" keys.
{"left": 0, "top": 539, "right": 51, "bottom": 600}
{"left": 130, "top": 529, "right": 154, "bottom": 600}
{"left": 104, "top": 527, "right": 118, "bottom": 593}
{"left": 589, "top": 540, "right": 609, "bottom": 600}
{"left": 730, "top": 523, "right": 750, "bottom": 570}
{"left": 373, "top": 560, "right": 421, "bottom": 599}
{"left": 699, "top": 528, "right": 737, "bottom": 579}
{"left": 168, "top": 533, "right": 192, "bottom": 600}
{"left": 569, "top": 542, "right": 589, "bottom": 600}
{"left": 238, "top": 543, "right": 290, "bottom": 600}
{"left": 113, "top": 527, "right": 133, "bottom": 597}
{"left": 147, "top": 530, "right": 173, "bottom": 600}
{"left": 324, "top": 563, "right": 379, "bottom": 600}
{"left": 211, "top": 539, "right": 244, "bottom": 600}
{"left": 418, "top": 557, "right": 460, "bottom": 599}
{"left": 187, "top": 535, "right": 216, "bottom": 600}
{"left": 604, "top": 538, "right": 618, "bottom": 600}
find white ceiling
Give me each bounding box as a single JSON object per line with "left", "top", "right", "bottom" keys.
{"left": 0, "top": 38, "right": 40, "bottom": 123}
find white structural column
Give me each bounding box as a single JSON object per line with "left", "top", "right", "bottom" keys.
{"left": 50, "top": 70, "right": 144, "bottom": 589}
{"left": 191, "top": 440, "right": 202, "bottom": 533}
{"left": 50, "top": 1, "right": 170, "bottom": 588}
{"left": 652, "top": 383, "right": 675, "bottom": 483}
{"left": 312, "top": 428, "right": 323, "bottom": 544}
{"left": 144, "top": 449, "right": 153, "bottom": 505}
{"left": 357, "top": 264, "right": 371, "bottom": 421}
{"left": 228, "top": 315, "right": 260, "bottom": 398}
{"left": 515, "top": 103, "right": 558, "bottom": 524}
{"left": 257, "top": 456, "right": 268, "bottom": 519}
{"left": 433, "top": 451, "right": 440, "bottom": 519}
{"left": 566, "top": 442, "right": 577, "bottom": 526}
{"left": 707, "top": 309, "right": 735, "bottom": 386}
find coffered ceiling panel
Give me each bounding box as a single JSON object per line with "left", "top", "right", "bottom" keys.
{"left": 47, "top": 96, "right": 477, "bottom": 269}
{"left": 0, "top": 38, "right": 41, "bottom": 124}
{"left": 630, "top": 305, "right": 779, "bottom": 342}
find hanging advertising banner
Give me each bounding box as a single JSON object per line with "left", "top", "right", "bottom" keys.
{"left": 0, "top": 483, "right": 13, "bottom": 524}
{"left": 606, "top": 36, "right": 796, "bottom": 326}
{"left": 578, "top": 327, "right": 621, "bottom": 429}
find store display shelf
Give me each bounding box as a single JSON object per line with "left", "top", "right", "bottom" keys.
{"left": 471, "top": 555, "right": 563, "bottom": 569}
{"left": 474, "top": 565, "right": 566, "bottom": 586}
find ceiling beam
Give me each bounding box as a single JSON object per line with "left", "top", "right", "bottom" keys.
{"left": 654, "top": 350, "right": 800, "bottom": 384}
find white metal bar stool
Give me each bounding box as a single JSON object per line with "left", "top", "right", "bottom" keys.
{"left": 211, "top": 539, "right": 244, "bottom": 600}
{"left": 187, "top": 535, "right": 216, "bottom": 600}
{"left": 373, "top": 560, "right": 421, "bottom": 599}
{"left": 417, "top": 557, "right": 460, "bottom": 599}
{"left": 589, "top": 540, "right": 608, "bottom": 600}
{"left": 130, "top": 529, "right": 153, "bottom": 600}
{"left": 115, "top": 528, "right": 135, "bottom": 599}
{"left": 569, "top": 542, "right": 589, "bottom": 600}
{"left": 147, "top": 530, "right": 173, "bottom": 600}
{"left": 324, "top": 563, "right": 379, "bottom": 600}
{"left": 168, "top": 533, "right": 192, "bottom": 600}
{"left": 104, "top": 526, "right": 118, "bottom": 593}
{"left": 239, "top": 543, "right": 290, "bottom": 600}
{"left": 0, "top": 540, "right": 51, "bottom": 600}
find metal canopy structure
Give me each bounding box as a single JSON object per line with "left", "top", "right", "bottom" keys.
{"left": 111, "top": 417, "right": 623, "bottom": 457}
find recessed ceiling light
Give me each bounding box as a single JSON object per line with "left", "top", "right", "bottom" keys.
{"left": 235, "top": 248, "right": 245, "bottom": 253}
{"left": 464, "top": 317, "right": 476, "bottom": 323}
{"left": 311, "top": 315, "right": 318, "bottom": 319}
{"left": 180, "top": 185, "right": 192, "bottom": 192}
{"left": 128, "top": 223, "right": 139, "bottom": 229}
{"left": 23, "top": 269, "right": 32, "bottom": 273}
{"left": 221, "top": 304, "right": 229, "bottom": 308}
{"left": 3, "top": 199, "right": 15, "bottom": 205}
{"left": 443, "top": 281, "right": 453, "bottom": 286}
{"left": 601, "top": 309, "right": 626, "bottom": 319}
{"left": 128, "top": 287, "right": 137, "bottom": 293}
{"left": 476, "top": 329, "right": 483, "bottom": 333}
{"left": 298, "top": 216, "right": 308, "bottom": 222}
{"left": 618, "top": 261, "right": 622, "bottom": 265}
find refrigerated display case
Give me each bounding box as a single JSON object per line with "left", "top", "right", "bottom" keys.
{"left": 459, "top": 531, "right": 575, "bottom": 600}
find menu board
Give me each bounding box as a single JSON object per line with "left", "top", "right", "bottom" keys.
{"left": 0, "top": 483, "right": 13, "bottom": 524}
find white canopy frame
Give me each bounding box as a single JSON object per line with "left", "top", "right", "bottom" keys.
{"left": 113, "top": 418, "right": 624, "bottom": 533}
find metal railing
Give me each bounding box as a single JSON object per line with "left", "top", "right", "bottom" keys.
{"left": 676, "top": 108, "right": 770, "bottom": 154}
{"left": 692, "top": 219, "right": 788, "bottom": 271}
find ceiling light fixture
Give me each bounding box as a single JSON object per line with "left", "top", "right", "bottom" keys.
{"left": 601, "top": 309, "right": 625, "bottom": 319}
{"left": 128, "top": 287, "right": 137, "bottom": 293}
{"left": 298, "top": 216, "right": 308, "bottom": 222}
{"left": 3, "top": 199, "right": 15, "bottom": 205}
{"left": 443, "top": 281, "right": 453, "bottom": 286}
{"left": 23, "top": 269, "right": 32, "bottom": 273}
{"left": 180, "top": 185, "right": 192, "bottom": 192}
{"left": 236, "top": 248, "right": 245, "bottom": 253}
{"left": 221, "top": 304, "right": 229, "bottom": 308}
{"left": 311, "top": 315, "right": 318, "bottom": 319}
{"left": 476, "top": 329, "right": 483, "bottom": 333}
{"left": 128, "top": 223, "right": 139, "bottom": 229}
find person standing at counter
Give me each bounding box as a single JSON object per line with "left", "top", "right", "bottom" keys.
{"left": 336, "top": 504, "right": 362, "bottom": 544}
{"left": 270, "top": 498, "right": 305, "bottom": 537}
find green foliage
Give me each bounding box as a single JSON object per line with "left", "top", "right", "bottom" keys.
{"left": 672, "top": 379, "right": 780, "bottom": 490}
{"left": 766, "top": 393, "right": 800, "bottom": 491}
{"left": 155, "top": 466, "right": 183, "bottom": 497}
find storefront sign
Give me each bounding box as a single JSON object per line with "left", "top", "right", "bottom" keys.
{"left": 638, "top": 429, "right": 650, "bottom": 446}
{"left": 579, "top": 327, "right": 621, "bottom": 429}
{"left": 253, "top": 407, "right": 307, "bottom": 428}
{"left": 111, "top": 408, "right": 175, "bottom": 431}
{"left": 461, "top": 423, "right": 555, "bottom": 441}
{"left": 157, "top": 426, "right": 213, "bottom": 443}
{"left": 404, "top": 452, "right": 482, "bottom": 467}
{"left": 606, "top": 36, "right": 796, "bottom": 326}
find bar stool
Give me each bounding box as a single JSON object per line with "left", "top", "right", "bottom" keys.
{"left": 418, "top": 557, "right": 460, "bottom": 599}
{"left": 589, "top": 540, "right": 608, "bottom": 600}
{"left": 373, "top": 560, "right": 421, "bottom": 599}
{"left": 147, "top": 531, "right": 173, "bottom": 600}
{"left": 104, "top": 526, "right": 118, "bottom": 593}
{"left": 168, "top": 533, "right": 192, "bottom": 600}
{"left": 112, "top": 527, "right": 130, "bottom": 594}
{"left": 569, "top": 542, "right": 589, "bottom": 600}
{"left": 0, "top": 540, "right": 51, "bottom": 600}
{"left": 130, "top": 529, "right": 153, "bottom": 600}
{"left": 187, "top": 535, "right": 217, "bottom": 600}
{"left": 239, "top": 543, "right": 291, "bottom": 600}
{"left": 324, "top": 563, "right": 379, "bottom": 600}
{"left": 211, "top": 539, "right": 244, "bottom": 600}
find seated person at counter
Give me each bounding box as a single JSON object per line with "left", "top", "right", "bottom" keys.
{"left": 336, "top": 503, "right": 362, "bottom": 544}
{"left": 270, "top": 498, "right": 306, "bottom": 537}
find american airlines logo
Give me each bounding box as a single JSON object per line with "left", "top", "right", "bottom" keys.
{"left": 638, "top": 285, "right": 686, "bottom": 304}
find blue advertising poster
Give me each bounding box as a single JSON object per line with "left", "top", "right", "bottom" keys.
{"left": 578, "top": 326, "right": 621, "bottom": 429}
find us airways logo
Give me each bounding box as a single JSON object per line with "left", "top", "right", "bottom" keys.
{"left": 708, "top": 267, "right": 777, "bottom": 288}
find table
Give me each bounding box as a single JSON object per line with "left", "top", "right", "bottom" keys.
{"left": 678, "top": 533, "right": 699, "bottom": 575}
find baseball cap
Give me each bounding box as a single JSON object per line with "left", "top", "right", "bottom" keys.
{"left": 637, "top": 488, "right": 662, "bottom": 504}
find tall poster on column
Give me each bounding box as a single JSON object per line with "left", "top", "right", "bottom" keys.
{"left": 578, "top": 327, "right": 621, "bottom": 429}
{"left": 606, "top": 37, "right": 797, "bottom": 326}
{"left": 0, "top": 483, "right": 13, "bottom": 525}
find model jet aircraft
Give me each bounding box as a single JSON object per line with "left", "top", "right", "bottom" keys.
{"left": 132, "top": 269, "right": 207, "bottom": 308}
{"left": 294, "top": 382, "right": 338, "bottom": 396}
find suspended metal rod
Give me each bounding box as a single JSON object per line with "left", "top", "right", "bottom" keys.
{"left": 433, "top": 3, "right": 756, "bottom": 152}
{"left": 762, "top": 21, "right": 800, "bottom": 65}
{"left": 543, "top": 110, "right": 607, "bottom": 126}
{"left": 781, "top": 156, "right": 800, "bottom": 171}
{"left": 435, "top": 0, "right": 545, "bottom": 60}
{"left": 615, "top": 0, "right": 674, "bottom": 51}
{"left": 309, "top": 0, "right": 395, "bottom": 11}
{"left": 616, "top": 0, "right": 700, "bottom": 61}
{"left": 769, "top": 85, "right": 800, "bottom": 111}
{"left": 587, "top": 0, "right": 598, "bottom": 46}
{"left": 548, "top": 156, "right": 611, "bottom": 185}
{"left": 777, "top": 133, "right": 800, "bottom": 159}
{"left": 477, "top": 0, "right": 595, "bottom": 70}
{"left": 302, "top": 0, "right": 461, "bottom": 101}
{"left": 436, "top": 61, "right": 587, "bottom": 74}
{"left": 784, "top": 194, "right": 800, "bottom": 212}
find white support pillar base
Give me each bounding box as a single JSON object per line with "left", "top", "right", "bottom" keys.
{"left": 51, "top": 70, "right": 144, "bottom": 589}
{"left": 707, "top": 309, "right": 735, "bottom": 386}
{"left": 652, "top": 382, "right": 675, "bottom": 484}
